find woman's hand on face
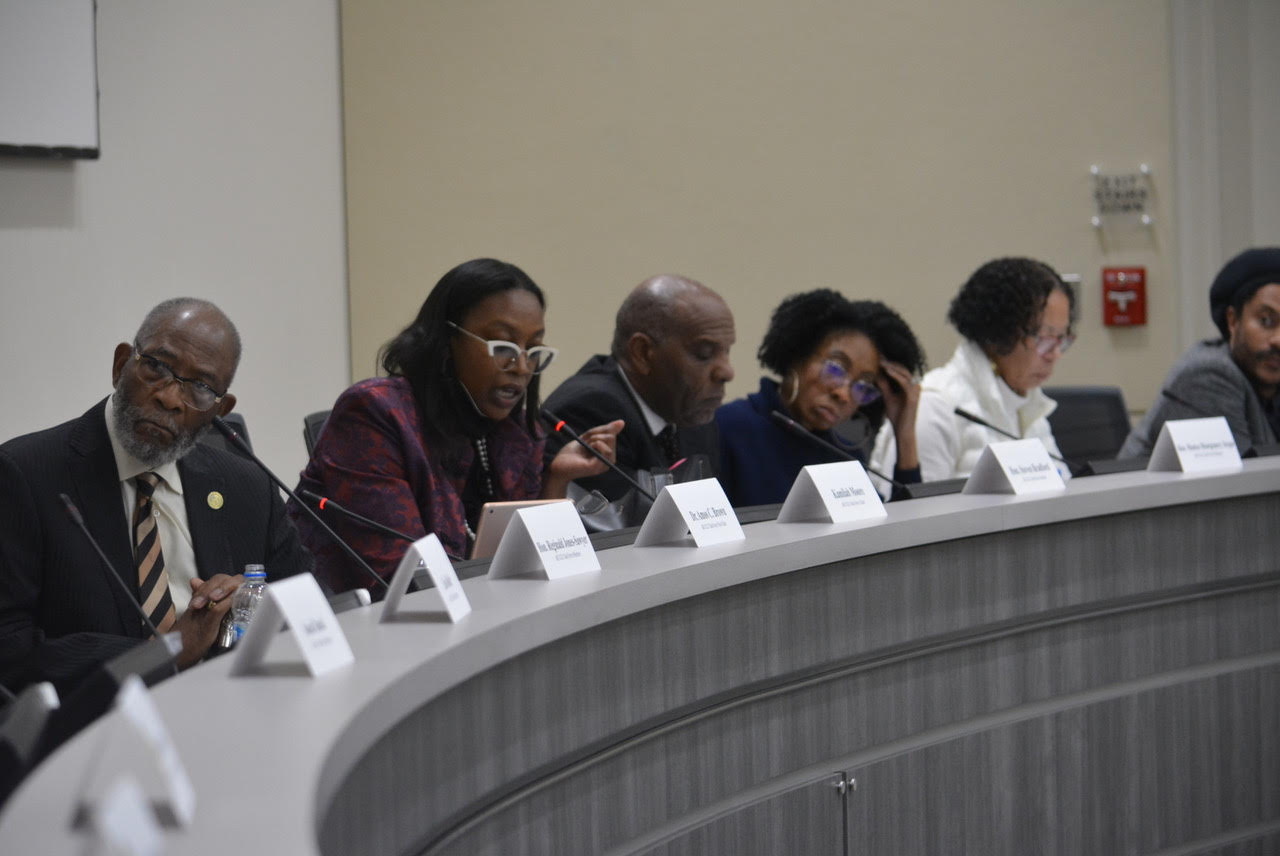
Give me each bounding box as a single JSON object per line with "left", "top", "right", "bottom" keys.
{"left": 544, "top": 419, "right": 624, "bottom": 494}
{"left": 879, "top": 361, "right": 921, "bottom": 470}
{"left": 878, "top": 361, "right": 920, "bottom": 435}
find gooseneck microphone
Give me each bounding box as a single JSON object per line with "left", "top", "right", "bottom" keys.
{"left": 300, "top": 490, "right": 415, "bottom": 544}
{"left": 952, "top": 407, "right": 1074, "bottom": 469}
{"left": 211, "top": 417, "right": 388, "bottom": 593}
{"left": 768, "top": 410, "right": 905, "bottom": 490}
{"left": 540, "top": 409, "right": 657, "bottom": 502}
{"left": 1160, "top": 388, "right": 1215, "bottom": 418}
{"left": 59, "top": 493, "right": 164, "bottom": 640}
{"left": 298, "top": 489, "right": 464, "bottom": 564}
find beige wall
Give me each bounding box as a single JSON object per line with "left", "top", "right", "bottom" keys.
{"left": 341, "top": 1, "right": 1174, "bottom": 414}
{"left": 0, "top": 0, "right": 348, "bottom": 478}
{"left": 1172, "top": 0, "right": 1280, "bottom": 349}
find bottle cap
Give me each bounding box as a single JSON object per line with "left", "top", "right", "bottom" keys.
{"left": 244, "top": 563, "right": 266, "bottom": 579}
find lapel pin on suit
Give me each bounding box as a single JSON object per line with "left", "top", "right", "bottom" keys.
{"left": 207, "top": 491, "right": 224, "bottom": 510}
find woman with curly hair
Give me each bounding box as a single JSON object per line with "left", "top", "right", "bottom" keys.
{"left": 714, "top": 290, "right": 926, "bottom": 506}
{"left": 916, "top": 256, "right": 1076, "bottom": 481}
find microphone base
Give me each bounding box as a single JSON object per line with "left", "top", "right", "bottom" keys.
{"left": 899, "top": 478, "right": 967, "bottom": 499}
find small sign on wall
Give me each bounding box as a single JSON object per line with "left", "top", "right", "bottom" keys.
{"left": 1090, "top": 164, "right": 1154, "bottom": 230}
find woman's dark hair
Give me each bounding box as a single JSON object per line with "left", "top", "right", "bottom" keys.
{"left": 379, "top": 258, "right": 545, "bottom": 442}
{"left": 947, "top": 257, "right": 1076, "bottom": 356}
{"left": 758, "top": 289, "right": 926, "bottom": 435}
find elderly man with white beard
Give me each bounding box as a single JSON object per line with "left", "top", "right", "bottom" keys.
{"left": 0, "top": 298, "right": 311, "bottom": 696}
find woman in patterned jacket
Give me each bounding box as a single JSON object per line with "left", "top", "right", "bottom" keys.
{"left": 291, "top": 258, "right": 621, "bottom": 594}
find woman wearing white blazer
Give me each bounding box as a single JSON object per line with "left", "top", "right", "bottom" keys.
{"left": 912, "top": 257, "right": 1076, "bottom": 482}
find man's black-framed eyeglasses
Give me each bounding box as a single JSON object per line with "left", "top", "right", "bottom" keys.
{"left": 131, "top": 344, "right": 226, "bottom": 411}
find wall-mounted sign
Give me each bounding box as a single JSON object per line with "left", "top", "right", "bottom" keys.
{"left": 1090, "top": 164, "right": 1153, "bottom": 229}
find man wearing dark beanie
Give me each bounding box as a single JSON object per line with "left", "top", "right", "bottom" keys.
{"left": 1120, "top": 247, "right": 1280, "bottom": 457}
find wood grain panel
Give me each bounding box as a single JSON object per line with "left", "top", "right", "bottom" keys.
{"left": 318, "top": 493, "right": 1280, "bottom": 856}
{"left": 846, "top": 668, "right": 1280, "bottom": 856}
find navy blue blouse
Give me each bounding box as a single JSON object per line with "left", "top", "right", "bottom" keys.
{"left": 714, "top": 377, "right": 920, "bottom": 507}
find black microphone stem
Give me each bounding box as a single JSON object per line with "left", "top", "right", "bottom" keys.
{"left": 211, "top": 417, "right": 388, "bottom": 592}
{"left": 768, "top": 410, "right": 903, "bottom": 489}
{"left": 299, "top": 489, "right": 464, "bottom": 565}
{"left": 953, "top": 407, "right": 1021, "bottom": 441}
{"left": 300, "top": 490, "right": 415, "bottom": 543}
{"left": 539, "top": 409, "right": 657, "bottom": 502}
{"left": 1160, "top": 388, "right": 1214, "bottom": 418}
{"left": 952, "top": 407, "right": 1072, "bottom": 468}
{"left": 59, "top": 493, "right": 164, "bottom": 640}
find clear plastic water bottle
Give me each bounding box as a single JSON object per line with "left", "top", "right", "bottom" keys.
{"left": 229, "top": 565, "right": 268, "bottom": 644}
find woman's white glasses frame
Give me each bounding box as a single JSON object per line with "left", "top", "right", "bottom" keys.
{"left": 447, "top": 321, "right": 559, "bottom": 374}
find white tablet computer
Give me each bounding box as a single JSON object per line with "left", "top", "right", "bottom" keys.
{"left": 470, "top": 499, "right": 563, "bottom": 559}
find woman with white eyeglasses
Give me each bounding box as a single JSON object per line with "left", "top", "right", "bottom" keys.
{"left": 714, "top": 289, "right": 926, "bottom": 506}
{"left": 291, "top": 258, "right": 621, "bottom": 594}
{"left": 914, "top": 256, "right": 1077, "bottom": 482}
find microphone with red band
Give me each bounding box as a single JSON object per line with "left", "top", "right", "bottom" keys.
{"left": 301, "top": 490, "right": 415, "bottom": 544}
{"left": 540, "top": 409, "right": 657, "bottom": 501}
{"left": 299, "top": 489, "right": 465, "bottom": 564}
{"left": 211, "top": 417, "right": 388, "bottom": 593}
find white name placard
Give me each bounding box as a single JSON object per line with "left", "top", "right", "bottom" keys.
{"left": 962, "top": 438, "right": 1066, "bottom": 496}
{"left": 2, "top": 681, "right": 59, "bottom": 762}
{"left": 777, "top": 461, "right": 887, "bottom": 524}
{"left": 1148, "top": 416, "right": 1243, "bottom": 473}
{"left": 487, "top": 500, "right": 600, "bottom": 580}
{"left": 115, "top": 675, "right": 195, "bottom": 828}
{"left": 76, "top": 675, "right": 194, "bottom": 831}
{"left": 634, "top": 478, "right": 744, "bottom": 547}
{"left": 383, "top": 534, "right": 472, "bottom": 623}
{"left": 229, "top": 573, "right": 354, "bottom": 677}
{"left": 91, "top": 776, "right": 163, "bottom": 856}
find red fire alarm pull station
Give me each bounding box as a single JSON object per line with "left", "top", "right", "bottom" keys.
{"left": 1102, "top": 267, "right": 1147, "bottom": 326}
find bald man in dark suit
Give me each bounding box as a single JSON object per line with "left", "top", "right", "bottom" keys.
{"left": 543, "top": 275, "right": 736, "bottom": 502}
{"left": 0, "top": 299, "right": 311, "bottom": 696}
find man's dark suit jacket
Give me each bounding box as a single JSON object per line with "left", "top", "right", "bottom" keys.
{"left": 543, "top": 355, "right": 720, "bottom": 501}
{"left": 0, "top": 400, "right": 312, "bottom": 695}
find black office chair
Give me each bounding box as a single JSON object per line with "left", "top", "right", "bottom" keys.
{"left": 303, "top": 410, "right": 331, "bottom": 455}
{"left": 1044, "top": 385, "right": 1132, "bottom": 463}
{"left": 197, "top": 411, "right": 252, "bottom": 458}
